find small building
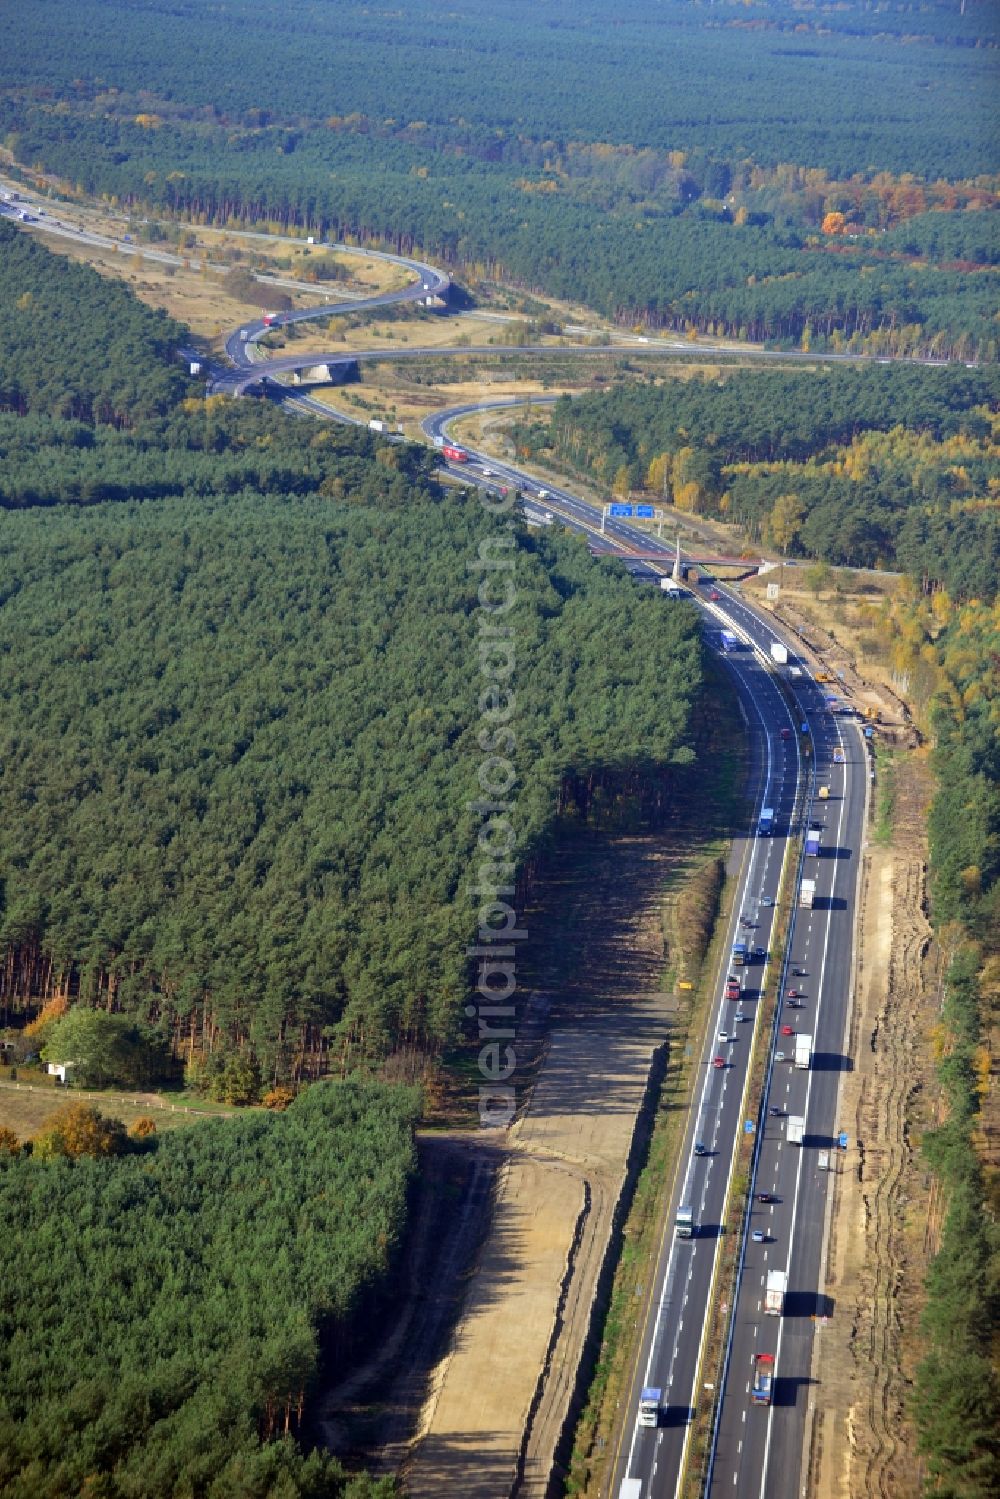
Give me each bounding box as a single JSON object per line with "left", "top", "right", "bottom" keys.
{"left": 46, "top": 1062, "right": 75, "bottom": 1085}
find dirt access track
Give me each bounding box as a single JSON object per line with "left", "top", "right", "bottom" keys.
{"left": 399, "top": 831, "right": 686, "bottom": 1499}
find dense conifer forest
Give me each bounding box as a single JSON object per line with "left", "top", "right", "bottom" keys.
{"left": 512, "top": 365, "right": 1000, "bottom": 595}
{"left": 3, "top": 0, "right": 996, "bottom": 357}
{"left": 0, "top": 225, "right": 704, "bottom": 1080}
{"left": 0, "top": 1082, "right": 414, "bottom": 1498}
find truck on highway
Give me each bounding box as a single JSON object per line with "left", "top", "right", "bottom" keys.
{"left": 638, "top": 1388, "right": 662, "bottom": 1428}
{"left": 765, "top": 1269, "right": 788, "bottom": 1315}
{"left": 725, "top": 975, "right": 741, "bottom": 1000}
{"left": 805, "top": 826, "right": 822, "bottom": 856}
{"left": 786, "top": 1114, "right": 805, "bottom": 1145}
{"left": 441, "top": 444, "right": 470, "bottom": 462}
{"left": 751, "top": 1352, "right": 775, "bottom": 1406}
{"left": 732, "top": 939, "right": 748, "bottom": 967}
{"left": 675, "top": 1206, "right": 694, "bottom": 1239}
{"left": 795, "top": 1033, "right": 812, "bottom": 1069}
{"left": 769, "top": 641, "right": 789, "bottom": 665}
{"left": 619, "top": 1480, "right": 643, "bottom": 1499}
{"left": 800, "top": 878, "right": 816, "bottom": 909}
{"left": 720, "top": 629, "right": 738, "bottom": 653}
{"left": 758, "top": 807, "right": 774, "bottom": 836}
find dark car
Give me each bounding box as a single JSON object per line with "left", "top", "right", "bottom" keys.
{"left": 757, "top": 1192, "right": 775, "bottom": 1204}
{"left": 768, "top": 1106, "right": 784, "bottom": 1117}
{"left": 780, "top": 727, "right": 792, "bottom": 741}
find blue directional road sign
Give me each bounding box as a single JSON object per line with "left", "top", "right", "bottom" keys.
{"left": 744, "top": 1120, "right": 755, "bottom": 1134}
{"left": 609, "top": 503, "right": 633, "bottom": 517}
{"left": 636, "top": 504, "right": 655, "bottom": 518}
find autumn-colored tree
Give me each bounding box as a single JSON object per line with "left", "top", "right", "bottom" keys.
{"left": 128, "top": 1116, "right": 157, "bottom": 1139}
{"left": 646, "top": 452, "right": 672, "bottom": 497}
{"left": 765, "top": 493, "right": 805, "bottom": 552}
{"left": 612, "top": 463, "right": 631, "bottom": 499}
{"left": 24, "top": 995, "right": 69, "bottom": 1039}
{"left": 821, "top": 211, "right": 846, "bottom": 235}
{"left": 0, "top": 1127, "right": 22, "bottom": 1156}
{"left": 33, "top": 1102, "right": 127, "bottom": 1160}
{"left": 263, "top": 1086, "right": 297, "bottom": 1111}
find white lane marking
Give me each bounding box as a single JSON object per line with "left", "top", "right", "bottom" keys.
{"left": 758, "top": 709, "right": 854, "bottom": 1499}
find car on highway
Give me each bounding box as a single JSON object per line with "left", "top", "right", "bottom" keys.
{"left": 757, "top": 1192, "right": 776, "bottom": 1204}
{"left": 768, "top": 1106, "right": 784, "bottom": 1117}
{"left": 694, "top": 1140, "right": 707, "bottom": 1155}
{"left": 760, "top": 895, "right": 775, "bottom": 907}
{"left": 780, "top": 727, "right": 792, "bottom": 741}
{"left": 751, "top": 1228, "right": 767, "bottom": 1243}
{"left": 786, "top": 988, "right": 801, "bottom": 999}
{"left": 709, "top": 589, "right": 721, "bottom": 601}
{"left": 781, "top": 1023, "right": 795, "bottom": 1036}
{"left": 786, "top": 998, "right": 802, "bottom": 1008}
{"left": 735, "top": 1010, "right": 747, "bottom": 1023}
{"left": 718, "top": 1030, "right": 733, "bottom": 1044}
{"left": 793, "top": 967, "right": 807, "bottom": 976}
{"left": 776, "top": 1050, "right": 786, "bottom": 1062}
{"left": 712, "top": 1055, "right": 726, "bottom": 1069}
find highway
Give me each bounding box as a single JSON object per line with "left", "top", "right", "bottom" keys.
{"left": 416, "top": 405, "right": 868, "bottom": 1499}
{"left": 6, "top": 183, "right": 871, "bottom": 1495}
{"left": 252, "top": 347, "right": 870, "bottom": 1499}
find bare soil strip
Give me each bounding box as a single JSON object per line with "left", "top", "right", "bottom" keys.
{"left": 807, "top": 754, "right": 934, "bottom": 1499}
{"left": 400, "top": 831, "right": 685, "bottom": 1499}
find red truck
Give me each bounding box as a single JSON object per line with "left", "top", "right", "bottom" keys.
{"left": 441, "top": 444, "right": 470, "bottom": 462}
{"left": 725, "top": 976, "right": 741, "bottom": 1001}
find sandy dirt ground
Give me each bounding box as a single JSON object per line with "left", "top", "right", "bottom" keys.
{"left": 401, "top": 832, "right": 681, "bottom": 1499}
{"left": 804, "top": 753, "right": 935, "bottom": 1499}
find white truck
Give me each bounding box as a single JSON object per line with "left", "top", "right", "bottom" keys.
{"left": 800, "top": 878, "right": 816, "bottom": 910}
{"left": 795, "top": 1033, "right": 813, "bottom": 1069}
{"left": 620, "top": 1480, "right": 644, "bottom": 1499}
{"left": 765, "top": 1269, "right": 788, "bottom": 1315}
{"left": 638, "top": 1387, "right": 662, "bottom": 1428}
{"left": 675, "top": 1205, "right": 694, "bottom": 1239}
{"left": 786, "top": 1114, "right": 805, "bottom": 1145}
{"left": 770, "top": 641, "right": 789, "bottom": 665}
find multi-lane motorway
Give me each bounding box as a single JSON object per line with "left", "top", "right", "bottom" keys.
{"left": 231, "top": 291, "right": 870, "bottom": 1499}
{"left": 6, "top": 191, "right": 870, "bottom": 1496}
{"left": 414, "top": 412, "right": 868, "bottom": 1499}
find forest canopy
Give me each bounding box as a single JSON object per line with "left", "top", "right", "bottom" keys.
{"left": 2, "top": 1, "right": 996, "bottom": 355}
{"left": 0, "top": 221, "right": 705, "bottom": 1081}
{"left": 515, "top": 365, "right": 1000, "bottom": 597}
{"left": 0, "top": 1081, "right": 415, "bottom": 1499}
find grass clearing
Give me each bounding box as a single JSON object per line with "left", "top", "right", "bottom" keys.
{"left": 0, "top": 1076, "right": 238, "bottom": 1142}
{"left": 873, "top": 746, "right": 897, "bottom": 846}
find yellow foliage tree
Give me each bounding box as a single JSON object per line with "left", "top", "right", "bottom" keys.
{"left": 765, "top": 493, "right": 805, "bottom": 551}
{"left": 646, "top": 452, "right": 672, "bottom": 497}
{"left": 33, "top": 1102, "right": 127, "bottom": 1161}
{"left": 0, "top": 1127, "right": 21, "bottom": 1156}
{"left": 25, "top": 995, "right": 68, "bottom": 1038}
{"left": 821, "top": 211, "right": 847, "bottom": 235}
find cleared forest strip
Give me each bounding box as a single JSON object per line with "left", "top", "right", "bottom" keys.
{"left": 405, "top": 1000, "right": 672, "bottom": 1499}
{"left": 808, "top": 754, "right": 934, "bottom": 1499}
